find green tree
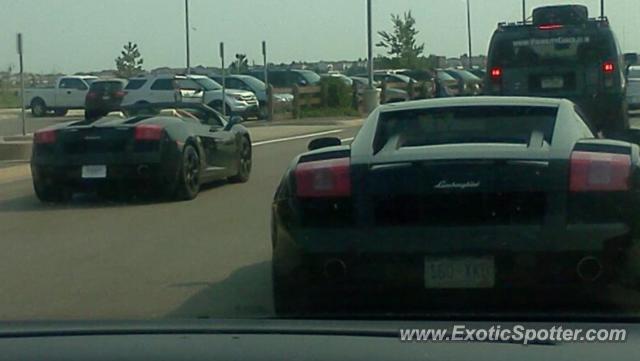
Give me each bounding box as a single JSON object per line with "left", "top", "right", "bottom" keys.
{"left": 376, "top": 11, "right": 425, "bottom": 69}
{"left": 115, "top": 42, "right": 144, "bottom": 78}
{"left": 230, "top": 54, "right": 249, "bottom": 74}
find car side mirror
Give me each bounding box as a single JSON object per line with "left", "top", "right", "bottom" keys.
{"left": 308, "top": 137, "right": 341, "bottom": 151}
{"left": 298, "top": 79, "right": 308, "bottom": 86}
{"left": 229, "top": 115, "right": 244, "bottom": 126}
{"left": 624, "top": 53, "right": 638, "bottom": 66}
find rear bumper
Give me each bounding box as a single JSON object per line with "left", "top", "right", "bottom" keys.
{"left": 273, "top": 222, "right": 632, "bottom": 290}
{"left": 31, "top": 161, "right": 179, "bottom": 193}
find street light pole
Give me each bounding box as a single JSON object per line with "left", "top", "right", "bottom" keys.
{"left": 601, "top": 0, "right": 605, "bottom": 17}
{"left": 185, "top": 0, "right": 191, "bottom": 74}
{"left": 366, "top": 0, "right": 374, "bottom": 89}
{"left": 466, "top": 0, "right": 472, "bottom": 69}
{"left": 522, "top": 0, "right": 526, "bottom": 22}
{"left": 363, "top": 0, "right": 379, "bottom": 113}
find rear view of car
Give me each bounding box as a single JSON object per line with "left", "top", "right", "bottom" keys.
{"left": 627, "top": 66, "right": 640, "bottom": 111}
{"left": 85, "top": 79, "right": 127, "bottom": 120}
{"left": 271, "top": 97, "right": 640, "bottom": 315}
{"left": 485, "top": 5, "right": 628, "bottom": 134}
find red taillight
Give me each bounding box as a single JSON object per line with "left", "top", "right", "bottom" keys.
{"left": 134, "top": 124, "right": 164, "bottom": 141}
{"left": 538, "top": 24, "right": 564, "bottom": 30}
{"left": 490, "top": 67, "right": 502, "bottom": 80}
{"left": 34, "top": 129, "right": 57, "bottom": 144}
{"left": 603, "top": 61, "right": 615, "bottom": 74}
{"left": 114, "top": 90, "right": 126, "bottom": 98}
{"left": 295, "top": 158, "right": 351, "bottom": 198}
{"left": 570, "top": 151, "right": 631, "bottom": 192}
{"left": 86, "top": 92, "right": 98, "bottom": 100}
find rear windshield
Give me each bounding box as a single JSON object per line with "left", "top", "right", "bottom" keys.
{"left": 374, "top": 106, "right": 558, "bottom": 152}
{"left": 90, "top": 81, "right": 124, "bottom": 92}
{"left": 492, "top": 31, "right": 614, "bottom": 67}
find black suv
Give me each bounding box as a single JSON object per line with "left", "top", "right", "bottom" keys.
{"left": 245, "top": 69, "right": 321, "bottom": 88}
{"left": 485, "top": 5, "right": 629, "bottom": 133}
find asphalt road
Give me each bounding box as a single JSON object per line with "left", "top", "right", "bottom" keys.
{"left": 0, "top": 123, "right": 360, "bottom": 321}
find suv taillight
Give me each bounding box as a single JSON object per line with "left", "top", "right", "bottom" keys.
{"left": 134, "top": 124, "right": 164, "bottom": 141}
{"left": 603, "top": 61, "right": 615, "bottom": 74}
{"left": 34, "top": 129, "right": 57, "bottom": 144}
{"left": 570, "top": 151, "right": 631, "bottom": 192}
{"left": 295, "top": 158, "right": 351, "bottom": 198}
{"left": 490, "top": 67, "right": 503, "bottom": 93}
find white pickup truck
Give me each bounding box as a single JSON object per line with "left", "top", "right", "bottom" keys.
{"left": 23, "top": 76, "right": 97, "bottom": 117}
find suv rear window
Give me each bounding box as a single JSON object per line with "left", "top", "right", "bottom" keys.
{"left": 125, "top": 79, "right": 146, "bottom": 90}
{"left": 492, "top": 32, "right": 614, "bottom": 67}
{"left": 374, "top": 106, "right": 558, "bottom": 152}
{"left": 90, "top": 81, "right": 124, "bottom": 92}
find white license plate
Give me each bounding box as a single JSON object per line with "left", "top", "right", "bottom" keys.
{"left": 424, "top": 257, "right": 495, "bottom": 289}
{"left": 541, "top": 76, "right": 564, "bottom": 89}
{"left": 81, "top": 165, "right": 107, "bottom": 179}
{"left": 102, "top": 95, "right": 111, "bottom": 100}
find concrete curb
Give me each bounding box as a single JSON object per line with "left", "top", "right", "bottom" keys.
{"left": 0, "top": 141, "right": 32, "bottom": 162}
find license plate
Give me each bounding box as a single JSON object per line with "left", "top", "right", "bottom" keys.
{"left": 81, "top": 165, "right": 107, "bottom": 179}
{"left": 424, "top": 256, "right": 495, "bottom": 289}
{"left": 102, "top": 95, "right": 111, "bottom": 100}
{"left": 541, "top": 76, "right": 564, "bottom": 89}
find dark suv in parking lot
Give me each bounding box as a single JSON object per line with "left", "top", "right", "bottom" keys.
{"left": 485, "top": 5, "right": 629, "bottom": 134}
{"left": 246, "top": 69, "right": 321, "bottom": 88}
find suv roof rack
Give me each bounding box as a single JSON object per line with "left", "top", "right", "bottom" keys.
{"left": 498, "top": 16, "right": 609, "bottom": 30}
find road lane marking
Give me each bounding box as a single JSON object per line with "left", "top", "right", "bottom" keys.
{"left": 252, "top": 129, "right": 343, "bottom": 147}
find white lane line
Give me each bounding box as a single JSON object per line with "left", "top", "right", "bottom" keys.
{"left": 252, "top": 129, "right": 343, "bottom": 147}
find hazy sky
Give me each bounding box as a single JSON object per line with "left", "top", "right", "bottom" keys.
{"left": 1, "top": 0, "right": 639, "bottom": 73}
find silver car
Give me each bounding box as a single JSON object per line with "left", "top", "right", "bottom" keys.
{"left": 627, "top": 66, "right": 640, "bottom": 111}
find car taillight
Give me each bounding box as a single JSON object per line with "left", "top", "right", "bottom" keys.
{"left": 34, "top": 129, "right": 57, "bottom": 144}
{"left": 570, "top": 151, "right": 631, "bottom": 192}
{"left": 490, "top": 67, "right": 502, "bottom": 81}
{"left": 295, "top": 158, "right": 351, "bottom": 198}
{"left": 86, "top": 92, "right": 98, "bottom": 100}
{"left": 538, "top": 24, "right": 564, "bottom": 30}
{"left": 603, "top": 61, "right": 615, "bottom": 74}
{"left": 114, "top": 90, "right": 126, "bottom": 98}
{"left": 134, "top": 124, "right": 164, "bottom": 141}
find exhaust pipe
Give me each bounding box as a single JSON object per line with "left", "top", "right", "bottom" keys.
{"left": 137, "top": 164, "right": 150, "bottom": 177}
{"left": 323, "top": 258, "right": 347, "bottom": 281}
{"left": 577, "top": 256, "right": 603, "bottom": 282}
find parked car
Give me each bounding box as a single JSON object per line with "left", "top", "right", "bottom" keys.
{"left": 23, "top": 75, "right": 98, "bottom": 117}
{"left": 246, "top": 69, "right": 321, "bottom": 88}
{"left": 320, "top": 73, "right": 353, "bottom": 87}
{"left": 122, "top": 74, "right": 259, "bottom": 118}
{"left": 356, "top": 71, "right": 417, "bottom": 86}
{"left": 84, "top": 79, "right": 127, "bottom": 120}
{"left": 435, "top": 70, "right": 460, "bottom": 97}
{"left": 469, "top": 68, "right": 487, "bottom": 79}
{"left": 31, "top": 102, "right": 251, "bottom": 202}
{"left": 394, "top": 69, "right": 436, "bottom": 97}
{"left": 350, "top": 77, "right": 409, "bottom": 103}
{"left": 627, "top": 66, "right": 640, "bottom": 111}
{"left": 271, "top": 96, "right": 640, "bottom": 314}
{"left": 443, "top": 69, "right": 483, "bottom": 96}
{"left": 210, "top": 74, "right": 293, "bottom": 117}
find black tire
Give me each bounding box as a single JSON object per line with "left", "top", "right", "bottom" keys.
{"left": 228, "top": 137, "right": 252, "bottom": 183}
{"left": 31, "top": 98, "right": 47, "bottom": 117}
{"left": 53, "top": 109, "right": 68, "bottom": 117}
{"left": 175, "top": 144, "right": 201, "bottom": 201}
{"left": 33, "top": 177, "right": 71, "bottom": 203}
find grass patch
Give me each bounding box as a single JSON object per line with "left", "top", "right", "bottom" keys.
{"left": 0, "top": 89, "right": 19, "bottom": 108}
{"left": 299, "top": 107, "right": 360, "bottom": 118}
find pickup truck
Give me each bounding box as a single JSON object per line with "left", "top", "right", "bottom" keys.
{"left": 23, "top": 76, "right": 97, "bottom": 117}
